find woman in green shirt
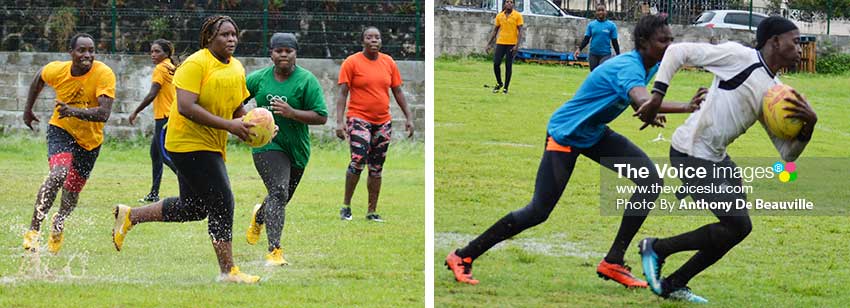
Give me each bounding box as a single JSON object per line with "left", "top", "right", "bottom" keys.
{"left": 244, "top": 33, "right": 328, "bottom": 266}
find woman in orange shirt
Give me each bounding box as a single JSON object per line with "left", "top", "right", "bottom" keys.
{"left": 128, "top": 39, "right": 178, "bottom": 203}
{"left": 335, "top": 26, "right": 414, "bottom": 222}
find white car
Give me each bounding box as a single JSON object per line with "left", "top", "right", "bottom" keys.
{"left": 442, "top": 0, "right": 584, "bottom": 19}
{"left": 692, "top": 10, "right": 769, "bottom": 31}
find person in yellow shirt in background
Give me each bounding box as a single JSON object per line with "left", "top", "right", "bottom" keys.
{"left": 111, "top": 15, "right": 260, "bottom": 283}
{"left": 128, "top": 39, "right": 178, "bottom": 203}
{"left": 486, "top": 0, "right": 523, "bottom": 94}
{"left": 21, "top": 33, "right": 116, "bottom": 254}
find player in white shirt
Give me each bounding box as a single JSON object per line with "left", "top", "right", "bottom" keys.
{"left": 633, "top": 16, "right": 818, "bottom": 303}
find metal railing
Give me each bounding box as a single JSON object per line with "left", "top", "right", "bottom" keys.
{"left": 0, "top": 1, "right": 424, "bottom": 60}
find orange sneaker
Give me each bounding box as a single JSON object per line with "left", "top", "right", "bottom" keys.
{"left": 445, "top": 250, "right": 479, "bottom": 285}
{"left": 596, "top": 259, "right": 648, "bottom": 288}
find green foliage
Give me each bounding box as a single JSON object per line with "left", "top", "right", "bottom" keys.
{"left": 46, "top": 7, "right": 77, "bottom": 50}
{"left": 817, "top": 53, "right": 850, "bottom": 74}
{"left": 146, "top": 17, "right": 170, "bottom": 42}
{"left": 788, "top": 0, "right": 850, "bottom": 19}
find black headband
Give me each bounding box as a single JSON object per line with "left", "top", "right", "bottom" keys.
{"left": 270, "top": 33, "right": 298, "bottom": 50}
{"left": 756, "top": 16, "right": 798, "bottom": 50}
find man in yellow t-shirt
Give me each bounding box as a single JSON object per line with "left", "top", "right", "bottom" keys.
{"left": 110, "top": 15, "right": 260, "bottom": 284}
{"left": 21, "top": 33, "right": 116, "bottom": 254}
{"left": 486, "top": 0, "right": 524, "bottom": 94}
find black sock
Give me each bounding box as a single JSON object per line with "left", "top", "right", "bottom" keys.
{"left": 456, "top": 213, "right": 518, "bottom": 260}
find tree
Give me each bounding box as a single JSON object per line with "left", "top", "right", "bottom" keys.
{"left": 787, "top": 0, "right": 850, "bottom": 19}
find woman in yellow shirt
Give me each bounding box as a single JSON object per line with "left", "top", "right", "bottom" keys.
{"left": 128, "top": 39, "right": 178, "bottom": 203}
{"left": 111, "top": 16, "right": 259, "bottom": 283}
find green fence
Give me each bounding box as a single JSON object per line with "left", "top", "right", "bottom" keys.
{"left": 1, "top": 0, "right": 424, "bottom": 60}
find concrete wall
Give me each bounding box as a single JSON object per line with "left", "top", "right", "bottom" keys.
{"left": 0, "top": 52, "right": 425, "bottom": 141}
{"left": 436, "top": 10, "right": 850, "bottom": 57}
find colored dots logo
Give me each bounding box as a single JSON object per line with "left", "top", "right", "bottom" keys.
{"left": 772, "top": 161, "right": 798, "bottom": 183}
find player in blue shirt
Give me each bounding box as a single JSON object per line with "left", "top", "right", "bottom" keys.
{"left": 446, "top": 14, "right": 707, "bottom": 288}
{"left": 574, "top": 4, "right": 620, "bottom": 71}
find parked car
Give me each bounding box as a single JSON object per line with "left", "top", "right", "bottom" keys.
{"left": 441, "top": 0, "right": 584, "bottom": 19}
{"left": 692, "top": 10, "right": 769, "bottom": 31}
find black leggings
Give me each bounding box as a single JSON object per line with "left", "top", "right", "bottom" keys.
{"left": 149, "top": 118, "right": 176, "bottom": 196}
{"left": 161, "top": 151, "right": 234, "bottom": 242}
{"left": 493, "top": 44, "right": 515, "bottom": 89}
{"left": 652, "top": 147, "right": 752, "bottom": 290}
{"left": 252, "top": 151, "right": 304, "bottom": 250}
{"left": 458, "top": 129, "right": 662, "bottom": 262}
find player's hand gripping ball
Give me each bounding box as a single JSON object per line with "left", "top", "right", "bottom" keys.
{"left": 242, "top": 107, "right": 276, "bottom": 147}
{"left": 762, "top": 84, "right": 803, "bottom": 140}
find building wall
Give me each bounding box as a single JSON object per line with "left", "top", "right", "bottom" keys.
{"left": 0, "top": 52, "right": 425, "bottom": 140}
{"left": 436, "top": 10, "right": 850, "bottom": 56}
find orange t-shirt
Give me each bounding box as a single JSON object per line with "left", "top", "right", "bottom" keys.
{"left": 337, "top": 52, "right": 402, "bottom": 125}
{"left": 42, "top": 60, "right": 116, "bottom": 150}
{"left": 151, "top": 58, "right": 176, "bottom": 119}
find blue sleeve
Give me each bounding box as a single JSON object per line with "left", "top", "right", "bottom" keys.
{"left": 585, "top": 22, "right": 592, "bottom": 36}
{"left": 614, "top": 66, "right": 645, "bottom": 102}
{"left": 610, "top": 22, "right": 618, "bottom": 39}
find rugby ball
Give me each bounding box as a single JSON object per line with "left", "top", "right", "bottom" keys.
{"left": 762, "top": 84, "right": 803, "bottom": 140}
{"left": 242, "top": 107, "right": 276, "bottom": 147}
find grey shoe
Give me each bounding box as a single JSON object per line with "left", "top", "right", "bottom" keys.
{"left": 340, "top": 207, "right": 352, "bottom": 221}
{"left": 365, "top": 213, "right": 384, "bottom": 223}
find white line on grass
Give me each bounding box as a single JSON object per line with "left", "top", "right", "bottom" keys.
{"left": 436, "top": 232, "right": 603, "bottom": 259}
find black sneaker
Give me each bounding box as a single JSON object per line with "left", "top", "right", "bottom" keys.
{"left": 502, "top": 88, "right": 509, "bottom": 94}
{"left": 365, "top": 213, "right": 384, "bottom": 222}
{"left": 492, "top": 84, "right": 503, "bottom": 93}
{"left": 339, "top": 207, "right": 352, "bottom": 221}
{"left": 139, "top": 194, "right": 159, "bottom": 203}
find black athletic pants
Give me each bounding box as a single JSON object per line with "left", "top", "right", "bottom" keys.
{"left": 652, "top": 147, "right": 752, "bottom": 291}
{"left": 457, "top": 129, "right": 662, "bottom": 265}
{"left": 149, "top": 118, "right": 176, "bottom": 197}
{"left": 493, "top": 44, "right": 515, "bottom": 90}
{"left": 161, "top": 151, "right": 235, "bottom": 242}
{"left": 252, "top": 150, "right": 305, "bottom": 250}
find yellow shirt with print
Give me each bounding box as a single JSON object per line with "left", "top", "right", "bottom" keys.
{"left": 495, "top": 10, "right": 524, "bottom": 45}
{"left": 166, "top": 48, "right": 249, "bottom": 159}
{"left": 152, "top": 58, "right": 176, "bottom": 119}
{"left": 43, "top": 60, "right": 116, "bottom": 151}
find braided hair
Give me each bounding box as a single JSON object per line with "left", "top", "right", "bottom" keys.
{"left": 152, "top": 38, "right": 179, "bottom": 67}
{"left": 199, "top": 15, "right": 239, "bottom": 49}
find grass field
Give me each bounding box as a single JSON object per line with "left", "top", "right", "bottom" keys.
{"left": 0, "top": 134, "right": 424, "bottom": 307}
{"left": 434, "top": 57, "right": 850, "bottom": 307}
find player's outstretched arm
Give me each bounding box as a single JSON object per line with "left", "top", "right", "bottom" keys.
{"left": 23, "top": 68, "right": 45, "bottom": 130}
{"left": 129, "top": 82, "right": 162, "bottom": 125}
{"left": 392, "top": 86, "right": 414, "bottom": 138}
{"left": 334, "top": 83, "right": 349, "bottom": 140}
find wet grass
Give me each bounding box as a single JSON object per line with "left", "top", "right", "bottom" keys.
{"left": 434, "top": 58, "right": 850, "bottom": 307}
{"left": 0, "top": 134, "right": 424, "bottom": 307}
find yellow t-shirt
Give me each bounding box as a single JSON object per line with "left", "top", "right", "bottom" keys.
{"left": 166, "top": 48, "right": 249, "bottom": 159}
{"left": 495, "top": 10, "right": 524, "bottom": 45}
{"left": 151, "top": 58, "right": 176, "bottom": 119}
{"left": 43, "top": 60, "right": 116, "bottom": 151}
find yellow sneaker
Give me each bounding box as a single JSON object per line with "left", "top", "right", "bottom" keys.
{"left": 264, "top": 248, "right": 289, "bottom": 266}
{"left": 217, "top": 266, "right": 260, "bottom": 283}
{"left": 22, "top": 230, "right": 39, "bottom": 252}
{"left": 246, "top": 204, "right": 263, "bottom": 245}
{"left": 47, "top": 231, "right": 64, "bottom": 254}
{"left": 112, "top": 204, "right": 133, "bottom": 251}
